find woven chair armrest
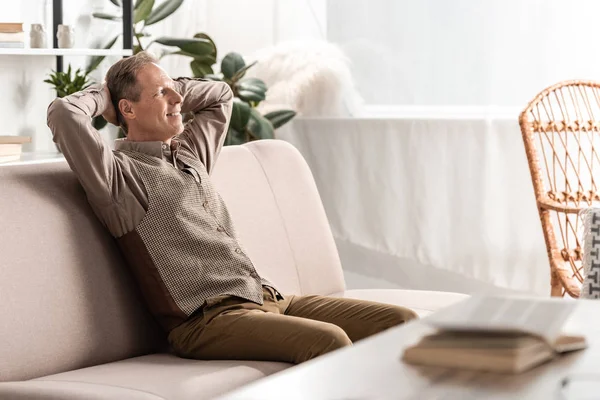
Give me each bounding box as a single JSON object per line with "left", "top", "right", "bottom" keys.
{"left": 537, "top": 197, "right": 583, "bottom": 214}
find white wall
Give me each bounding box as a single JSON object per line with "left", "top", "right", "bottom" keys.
{"left": 0, "top": 0, "right": 326, "bottom": 152}
{"left": 327, "top": 0, "right": 600, "bottom": 107}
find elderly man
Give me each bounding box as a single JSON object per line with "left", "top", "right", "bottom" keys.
{"left": 47, "top": 51, "right": 417, "bottom": 364}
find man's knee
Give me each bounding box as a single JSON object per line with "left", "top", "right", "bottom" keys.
{"left": 321, "top": 323, "right": 353, "bottom": 351}
{"left": 296, "top": 323, "right": 351, "bottom": 363}
{"left": 387, "top": 305, "right": 419, "bottom": 327}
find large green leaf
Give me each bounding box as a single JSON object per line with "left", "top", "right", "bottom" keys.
{"left": 86, "top": 35, "right": 119, "bottom": 74}
{"left": 263, "top": 109, "right": 296, "bottom": 129}
{"left": 230, "top": 100, "right": 251, "bottom": 132}
{"left": 237, "top": 90, "right": 266, "bottom": 102}
{"left": 154, "top": 37, "right": 214, "bottom": 55}
{"left": 92, "top": 12, "right": 121, "bottom": 21}
{"left": 230, "top": 61, "right": 257, "bottom": 82}
{"left": 235, "top": 78, "right": 267, "bottom": 102}
{"left": 193, "top": 32, "right": 217, "bottom": 58}
{"left": 145, "top": 0, "right": 184, "bottom": 25}
{"left": 109, "top": 0, "right": 121, "bottom": 6}
{"left": 221, "top": 52, "right": 245, "bottom": 80}
{"left": 190, "top": 60, "right": 213, "bottom": 77}
{"left": 134, "top": 0, "right": 155, "bottom": 24}
{"left": 236, "top": 77, "right": 266, "bottom": 91}
{"left": 247, "top": 108, "right": 274, "bottom": 140}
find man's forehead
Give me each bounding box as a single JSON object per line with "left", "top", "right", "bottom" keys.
{"left": 138, "top": 64, "right": 172, "bottom": 89}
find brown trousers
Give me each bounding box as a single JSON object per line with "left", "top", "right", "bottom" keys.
{"left": 168, "top": 286, "right": 418, "bottom": 364}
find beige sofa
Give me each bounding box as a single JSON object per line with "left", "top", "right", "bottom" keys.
{"left": 0, "top": 140, "right": 467, "bottom": 399}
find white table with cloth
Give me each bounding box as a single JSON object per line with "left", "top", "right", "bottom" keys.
{"left": 277, "top": 108, "right": 550, "bottom": 296}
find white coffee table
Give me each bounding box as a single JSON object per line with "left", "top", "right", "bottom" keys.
{"left": 216, "top": 298, "right": 600, "bottom": 400}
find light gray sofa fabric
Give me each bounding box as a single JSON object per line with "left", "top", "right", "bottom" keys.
{"left": 0, "top": 140, "right": 467, "bottom": 399}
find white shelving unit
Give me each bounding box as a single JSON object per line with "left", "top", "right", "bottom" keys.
{"left": 0, "top": 48, "right": 133, "bottom": 56}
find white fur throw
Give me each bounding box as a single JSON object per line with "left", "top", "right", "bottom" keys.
{"left": 246, "top": 40, "right": 364, "bottom": 117}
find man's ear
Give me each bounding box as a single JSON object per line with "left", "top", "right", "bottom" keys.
{"left": 119, "top": 99, "right": 135, "bottom": 121}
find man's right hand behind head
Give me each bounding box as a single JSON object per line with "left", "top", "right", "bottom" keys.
{"left": 102, "top": 84, "right": 119, "bottom": 126}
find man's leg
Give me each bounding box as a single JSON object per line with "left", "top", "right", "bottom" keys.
{"left": 168, "top": 290, "right": 352, "bottom": 364}
{"left": 282, "top": 295, "right": 418, "bottom": 342}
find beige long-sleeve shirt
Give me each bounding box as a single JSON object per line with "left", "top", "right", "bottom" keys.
{"left": 47, "top": 78, "right": 234, "bottom": 238}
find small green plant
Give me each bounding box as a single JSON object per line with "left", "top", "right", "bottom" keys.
{"left": 44, "top": 65, "right": 107, "bottom": 130}
{"left": 44, "top": 65, "right": 92, "bottom": 98}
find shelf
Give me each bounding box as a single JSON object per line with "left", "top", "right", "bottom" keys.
{"left": 0, "top": 152, "right": 65, "bottom": 166}
{"left": 0, "top": 48, "right": 133, "bottom": 56}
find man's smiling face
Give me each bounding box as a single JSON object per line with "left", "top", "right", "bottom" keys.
{"left": 124, "top": 62, "right": 184, "bottom": 142}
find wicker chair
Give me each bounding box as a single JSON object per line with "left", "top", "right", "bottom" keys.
{"left": 520, "top": 80, "right": 600, "bottom": 298}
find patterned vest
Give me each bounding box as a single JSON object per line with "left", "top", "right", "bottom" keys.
{"left": 116, "top": 147, "right": 273, "bottom": 332}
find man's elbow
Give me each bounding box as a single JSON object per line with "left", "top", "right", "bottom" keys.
{"left": 46, "top": 97, "right": 68, "bottom": 129}
{"left": 219, "top": 82, "right": 234, "bottom": 103}
{"left": 47, "top": 97, "right": 82, "bottom": 145}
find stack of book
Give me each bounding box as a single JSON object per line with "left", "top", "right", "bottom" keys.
{"left": 0, "top": 22, "right": 24, "bottom": 48}
{"left": 0, "top": 136, "right": 31, "bottom": 163}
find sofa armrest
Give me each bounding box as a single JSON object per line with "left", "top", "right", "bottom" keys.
{"left": 0, "top": 380, "right": 166, "bottom": 400}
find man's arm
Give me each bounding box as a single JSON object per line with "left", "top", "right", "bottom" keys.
{"left": 47, "top": 84, "right": 118, "bottom": 207}
{"left": 174, "top": 78, "right": 234, "bottom": 174}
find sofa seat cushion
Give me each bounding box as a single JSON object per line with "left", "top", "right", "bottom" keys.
{"left": 0, "top": 380, "right": 166, "bottom": 400}
{"left": 330, "top": 289, "right": 469, "bottom": 317}
{"left": 34, "top": 353, "right": 290, "bottom": 400}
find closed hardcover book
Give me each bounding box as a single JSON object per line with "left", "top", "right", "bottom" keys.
{"left": 0, "top": 136, "right": 31, "bottom": 145}
{"left": 402, "top": 296, "right": 587, "bottom": 373}
{"left": 0, "top": 41, "right": 24, "bottom": 48}
{"left": 0, "top": 22, "right": 24, "bottom": 33}
{"left": 0, "top": 135, "right": 31, "bottom": 144}
{"left": 0, "top": 32, "right": 24, "bottom": 42}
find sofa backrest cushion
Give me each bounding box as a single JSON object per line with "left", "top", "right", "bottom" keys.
{"left": 0, "top": 140, "right": 344, "bottom": 382}
{"left": 0, "top": 161, "right": 165, "bottom": 382}
{"left": 212, "top": 140, "right": 345, "bottom": 296}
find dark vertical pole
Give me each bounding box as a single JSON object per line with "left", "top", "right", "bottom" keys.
{"left": 122, "top": 0, "right": 133, "bottom": 55}
{"left": 52, "top": 0, "right": 63, "bottom": 72}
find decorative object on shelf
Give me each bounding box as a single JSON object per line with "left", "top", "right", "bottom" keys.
{"left": 30, "top": 24, "right": 47, "bottom": 48}
{"left": 57, "top": 24, "right": 74, "bottom": 48}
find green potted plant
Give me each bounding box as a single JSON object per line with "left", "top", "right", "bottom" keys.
{"left": 44, "top": 65, "right": 108, "bottom": 131}
{"left": 206, "top": 52, "right": 296, "bottom": 145}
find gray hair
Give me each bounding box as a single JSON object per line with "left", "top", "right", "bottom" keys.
{"left": 105, "top": 51, "right": 158, "bottom": 134}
